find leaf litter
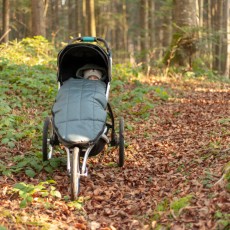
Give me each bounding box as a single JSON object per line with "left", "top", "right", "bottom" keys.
{"left": 0, "top": 75, "right": 230, "bottom": 229}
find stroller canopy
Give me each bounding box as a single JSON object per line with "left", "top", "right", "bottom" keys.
{"left": 57, "top": 43, "right": 111, "bottom": 84}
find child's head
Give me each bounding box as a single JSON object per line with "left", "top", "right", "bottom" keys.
{"left": 83, "top": 69, "right": 102, "bottom": 80}
{"left": 76, "top": 64, "right": 106, "bottom": 80}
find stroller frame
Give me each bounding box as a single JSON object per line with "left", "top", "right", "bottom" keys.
{"left": 42, "top": 37, "right": 124, "bottom": 200}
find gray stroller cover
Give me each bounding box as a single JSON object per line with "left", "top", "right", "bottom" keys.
{"left": 52, "top": 78, "right": 107, "bottom": 145}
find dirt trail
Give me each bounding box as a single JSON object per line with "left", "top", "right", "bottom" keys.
{"left": 1, "top": 77, "right": 229, "bottom": 230}
{"left": 78, "top": 79, "right": 230, "bottom": 229}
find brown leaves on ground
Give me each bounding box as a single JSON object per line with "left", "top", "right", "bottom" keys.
{"left": 0, "top": 76, "right": 230, "bottom": 229}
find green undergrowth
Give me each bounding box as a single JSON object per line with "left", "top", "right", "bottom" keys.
{"left": 150, "top": 195, "right": 194, "bottom": 228}
{"left": 12, "top": 180, "right": 62, "bottom": 208}
{"left": 11, "top": 179, "right": 85, "bottom": 209}
{"left": 111, "top": 64, "right": 171, "bottom": 119}
{"left": 0, "top": 37, "right": 57, "bottom": 150}
{"left": 166, "top": 65, "right": 230, "bottom": 83}
{"left": 0, "top": 154, "right": 66, "bottom": 177}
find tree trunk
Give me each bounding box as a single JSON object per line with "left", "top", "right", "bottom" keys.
{"left": 139, "top": 0, "right": 149, "bottom": 66}
{"left": 148, "top": 0, "right": 154, "bottom": 51}
{"left": 122, "top": 0, "right": 128, "bottom": 60}
{"left": 31, "top": 0, "right": 46, "bottom": 37}
{"left": 68, "top": 0, "right": 77, "bottom": 37}
{"left": 50, "top": 0, "right": 59, "bottom": 43}
{"left": 154, "top": 1, "right": 162, "bottom": 59}
{"left": 76, "top": 0, "right": 83, "bottom": 36}
{"left": 82, "top": 0, "right": 88, "bottom": 35}
{"left": 161, "top": 2, "right": 172, "bottom": 57}
{"left": 164, "top": 0, "right": 198, "bottom": 67}
{"left": 86, "top": 0, "right": 96, "bottom": 36}
{"left": 224, "top": 0, "right": 230, "bottom": 78}
{"left": 207, "top": 0, "right": 212, "bottom": 68}
{"left": 211, "top": 0, "right": 220, "bottom": 71}
{"left": 220, "top": 0, "right": 227, "bottom": 74}
{"left": 2, "top": 0, "right": 10, "bottom": 43}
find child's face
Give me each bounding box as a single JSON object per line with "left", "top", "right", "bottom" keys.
{"left": 83, "top": 69, "right": 102, "bottom": 80}
{"left": 88, "top": 75, "right": 99, "bottom": 80}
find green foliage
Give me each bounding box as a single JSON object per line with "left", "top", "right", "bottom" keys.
{"left": 151, "top": 199, "right": 170, "bottom": 221}
{"left": 215, "top": 211, "right": 230, "bottom": 229}
{"left": 218, "top": 118, "right": 230, "bottom": 126}
{"left": 0, "top": 37, "right": 57, "bottom": 149}
{"left": 170, "top": 194, "right": 193, "bottom": 215}
{"left": 223, "top": 162, "right": 230, "bottom": 192}
{"left": 0, "top": 36, "right": 56, "bottom": 66}
{"left": 12, "top": 180, "right": 84, "bottom": 210}
{"left": 12, "top": 180, "right": 61, "bottom": 208}
{"left": 164, "top": 62, "right": 230, "bottom": 83}
{"left": 67, "top": 197, "right": 85, "bottom": 210}
{"left": 111, "top": 69, "right": 170, "bottom": 120}
{"left": 154, "top": 87, "right": 170, "bottom": 101}
{"left": 112, "top": 63, "right": 141, "bottom": 81}
{"left": 0, "top": 226, "right": 7, "bottom": 230}
{"left": 0, "top": 153, "right": 66, "bottom": 177}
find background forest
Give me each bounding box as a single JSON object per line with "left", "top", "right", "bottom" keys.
{"left": 0, "top": 0, "right": 230, "bottom": 230}
{"left": 1, "top": 0, "right": 230, "bottom": 77}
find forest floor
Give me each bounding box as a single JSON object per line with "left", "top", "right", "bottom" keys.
{"left": 0, "top": 74, "right": 230, "bottom": 230}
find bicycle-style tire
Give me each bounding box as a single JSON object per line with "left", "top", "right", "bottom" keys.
{"left": 118, "top": 117, "right": 125, "bottom": 167}
{"left": 42, "top": 117, "right": 53, "bottom": 161}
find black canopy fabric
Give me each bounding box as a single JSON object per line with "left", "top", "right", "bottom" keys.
{"left": 57, "top": 43, "right": 111, "bottom": 84}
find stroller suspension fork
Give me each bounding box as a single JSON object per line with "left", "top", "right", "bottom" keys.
{"left": 66, "top": 145, "right": 95, "bottom": 200}
{"left": 81, "top": 145, "right": 94, "bottom": 176}
{"left": 65, "top": 145, "right": 94, "bottom": 177}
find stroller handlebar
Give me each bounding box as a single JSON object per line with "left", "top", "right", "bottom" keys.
{"left": 69, "top": 37, "right": 111, "bottom": 54}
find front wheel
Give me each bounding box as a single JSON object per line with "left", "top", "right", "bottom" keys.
{"left": 70, "top": 147, "right": 81, "bottom": 200}
{"left": 118, "top": 117, "right": 125, "bottom": 167}
{"left": 42, "top": 117, "right": 54, "bottom": 161}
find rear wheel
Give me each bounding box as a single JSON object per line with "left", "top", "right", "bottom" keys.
{"left": 118, "top": 117, "right": 125, "bottom": 167}
{"left": 70, "top": 147, "right": 81, "bottom": 200}
{"left": 42, "top": 117, "right": 54, "bottom": 161}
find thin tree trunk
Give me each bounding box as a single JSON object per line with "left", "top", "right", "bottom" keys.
{"left": 50, "top": 0, "right": 59, "bottom": 43}
{"left": 68, "top": 0, "right": 77, "bottom": 37}
{"left": 207, "top": 0, "right": 212, "bottom": 68}
{"left": 224, "top": 0, "right": 230, "bottom": 78}
{"left": 211, "top": 0, "right": 220, "bottom": 71}
{"left": 219, "top": 0, "right": 224, "bottom": 72}
{"left": 76, "top": 0, "right": 82, "bottom": 36}
{"left": 2, "top": 0, "right": 10, "bottom": 43}
{"left": 148, "top": 0, "right": 154, "bottom": 50}
{"left": 219, "top": 0, "right": 229, "bottom": 75}
{"left": 86, "top": 0, "right": 96, "bottom": 36}
{"left": 197, "top": 0, "right": 203, "bottom": 62}
{"left": 154, "top": 1, "right": 162, "bottom": 59}
{"left": 122, "top": 0, "right": 128, "bottom": 59}
{"left": 162, "top": 4, "right": 172, "bottom": 56}
{"left": 82, "top": 0, "right": 88, "bottom": 35}
{"left": 140, "top": 0, "right": 149, "bottom": 66}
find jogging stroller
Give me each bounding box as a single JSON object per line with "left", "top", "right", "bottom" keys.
{"left": 42, "top": 37, "right": 124, "bottom": 200}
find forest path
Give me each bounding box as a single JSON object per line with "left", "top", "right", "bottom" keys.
{"left": 77, "top": 77, "right": 230, "bottom": 229}
{"left": 1, "top": 76, "right": 229, "bottom": 230}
